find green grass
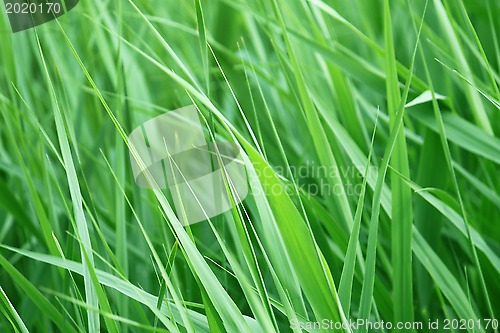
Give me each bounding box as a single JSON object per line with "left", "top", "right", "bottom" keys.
{"left": 0, "top": 0, "right": 499, "bottom": 332}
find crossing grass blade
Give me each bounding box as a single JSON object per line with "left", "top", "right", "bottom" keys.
{"left": 383, "top": 0, "right": 416, "bottom": 328}
{"left": 34, "top": 28, "right": 100, "bottom": 332}
{"left": 338, "top": 110, "right": 379, "bottom": 315}
{"left": 0, "top": 287, "right": 29, "bottom": 333}
{"left": 358, "top": 3, "right": 425, "bottom": 331}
